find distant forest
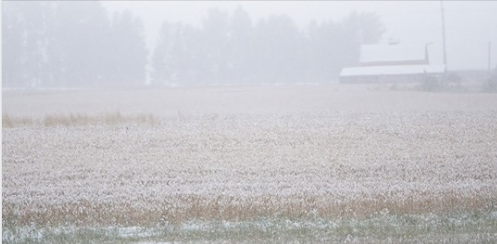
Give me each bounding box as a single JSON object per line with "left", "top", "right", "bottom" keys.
{"left": 3, "top": 1, "right": 384, "bottom": 88}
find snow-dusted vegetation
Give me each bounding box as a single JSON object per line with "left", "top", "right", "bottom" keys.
{"left": 3, "top": 88, "right": 497, "bottom": 242}
{"left": 4, "top": 0, "right": 497, "bottom": 242}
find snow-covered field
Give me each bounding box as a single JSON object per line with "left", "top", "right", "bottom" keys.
{"left": 3, "top": 85, "right": 497, "bottom": 243}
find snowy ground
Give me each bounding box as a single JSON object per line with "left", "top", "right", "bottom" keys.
{"left": 3, "top": 85, "right": 497, "bottom": 243}
{"left": 4, "top": 83, "right": 497, "bottom": 118}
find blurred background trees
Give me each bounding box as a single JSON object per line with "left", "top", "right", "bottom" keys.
{"left": 151, "top": 8, "right": 384, "bottom": 86}
{"left": 3, "top": 1, "right": 147, "bottom": 88}
{"left": 3, "top": 2, "right": 384, "bottom": 88}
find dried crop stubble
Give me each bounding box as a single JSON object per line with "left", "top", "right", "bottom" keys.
{"left": 3, "top": 111, "right": 497, "bottom": 228}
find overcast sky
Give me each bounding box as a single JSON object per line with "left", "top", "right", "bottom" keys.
{"left": 103, "top": 1, "right": 497, "bottom": 71}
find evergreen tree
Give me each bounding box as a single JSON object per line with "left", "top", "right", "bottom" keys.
{"left": 2, "top": 1, "right": 27, "bottom": 87}
{"left": 151, "top": 22, "right": 174, "bottom": 86}
{"left": 201, "top": 9, "right": 231, "bottom": 84}
{"left": 341, "top": 12, "right": 385, "bottom": 45}
{"left": 152, "top": 22, "right": 203, "bottom": 86}
{"left": 228, "top": 6, "right": 254, "bottom": 84}
{"left": 2, "top": 1, "right": 52, "bottom": 87}
{"left": 54, "top": 1, "right": 112, "bottom": 87}
{"left": 253, "top": 14, "right": 307, "bottom": 83}
{"left": 108, "top": 10, "right": 148, "bottom": 86}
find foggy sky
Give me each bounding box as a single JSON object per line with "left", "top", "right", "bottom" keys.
{"left": 103, "top": 1, "right": 497, "bottom": 71}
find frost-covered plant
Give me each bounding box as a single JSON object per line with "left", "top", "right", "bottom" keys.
{"left": 3, "top": 111, "right": 496, "bottom": 228}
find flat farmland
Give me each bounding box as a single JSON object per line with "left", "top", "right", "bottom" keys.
{"left": 2, "top": 85, "right": 497, "bottom": 243}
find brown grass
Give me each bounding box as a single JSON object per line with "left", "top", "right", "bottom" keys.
{"left": 3, "top": 194, "right": 493, "bottom": 227}
{"left": 3, "top": 111, "right": 159, "bottom": 128}
{"left": 3, "top": 111, "right": 496, "bottom": 228}
{"left": 3, "top": 87, "right": 497, "bottom": 232}
{"left": 2, "top": 113, "right": 34, "bottom": 128}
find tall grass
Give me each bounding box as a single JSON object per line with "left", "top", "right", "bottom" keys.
{"left": 2, "top": 114, "right": 34, "bottom": 128}
{"left": 3, "top": 111, "right": 496, "bottom": 243}
{"left": 3, "top": 111, "right": 159, "bottom": 128}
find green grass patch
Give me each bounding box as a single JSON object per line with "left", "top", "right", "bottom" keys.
{"left": 3, "top": 209, "right": 496, "bottom": 244}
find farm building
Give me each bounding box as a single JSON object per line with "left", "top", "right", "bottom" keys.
{"left": 340, "top": 44, "right": 446, "bottom": 84}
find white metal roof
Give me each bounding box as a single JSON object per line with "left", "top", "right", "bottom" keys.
{"left": 340, "top": 64, "right": 446, "bottom": 77}
{"left": 360, "top": 45, "right": 426, "bottom": 64}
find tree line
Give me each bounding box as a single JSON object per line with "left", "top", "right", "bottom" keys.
{"left": 3, "top": 1, "right": 147, "bottom": 88}
{"left": 3, "top": 2, "right": 384, "bottom": 88}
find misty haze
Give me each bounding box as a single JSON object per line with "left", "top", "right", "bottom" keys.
{"left": 2, "top": 1, "right": 497, "bottom": 243}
